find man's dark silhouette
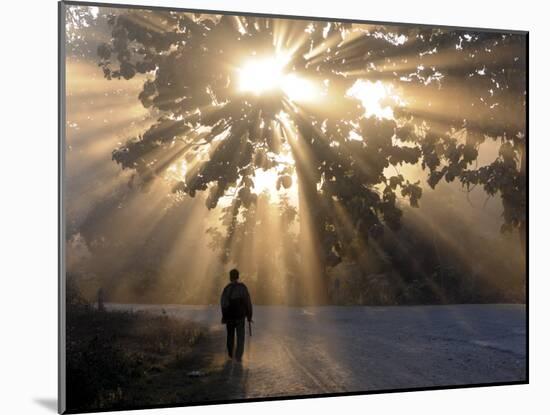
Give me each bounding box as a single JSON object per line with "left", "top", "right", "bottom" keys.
{"left": 220, "top": 269, "right": 253, "bottom": 362}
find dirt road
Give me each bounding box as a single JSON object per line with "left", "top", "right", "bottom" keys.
{"left": 109, "top": 304, "right": 526, "bottom": 402}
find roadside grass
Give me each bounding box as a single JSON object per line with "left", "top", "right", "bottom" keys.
{"left": 66, "top": 304, "right": 205, "bottom": 412}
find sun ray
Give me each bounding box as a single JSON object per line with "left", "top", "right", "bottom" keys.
{"left": 64, "top": 6, "right": 526, "bottom": 311}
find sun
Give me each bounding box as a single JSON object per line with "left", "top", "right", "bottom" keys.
{"left": 237, "top": 54, "right": 317, "bottom": 102}
{"left": 238, "top": 55, "right": 287, "bottom": 95}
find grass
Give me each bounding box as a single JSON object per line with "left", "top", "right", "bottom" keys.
{"left": 65, "top": 305, "right": 205, "bottom": 412}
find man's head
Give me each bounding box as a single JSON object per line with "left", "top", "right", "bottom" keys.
{"left": 229, "top": 268, "right": 239, "bottom": 282}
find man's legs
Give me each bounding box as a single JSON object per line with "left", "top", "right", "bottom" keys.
{"left": 226, "top": 322, "right": 235, "bottom": 358}
{"left": 235, "top": 319, "right": 245, "bottom": 361}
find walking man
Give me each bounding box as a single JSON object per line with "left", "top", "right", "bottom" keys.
{"left": 220, "top": 269, "right": 253, "bottom": 362}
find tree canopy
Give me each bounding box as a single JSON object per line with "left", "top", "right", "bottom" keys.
{"left": 95, "top": 10, "right": 526, "bottom": 298}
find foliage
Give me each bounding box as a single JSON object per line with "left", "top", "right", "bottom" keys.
{"left": 97, "top": 11, "right": 525, "bottom": 235}
{"left": 87, "top": 9, "right": 526, "bottom": 301}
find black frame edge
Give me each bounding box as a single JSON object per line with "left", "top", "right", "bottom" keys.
{"left": 58, "top": 1, "right": 67, "bottom": 414}
{"left": 525, "top": 31, "right": 530, "bottom": 385}
{"left": 61, "top": 0, "right": 528, "bottom": 35}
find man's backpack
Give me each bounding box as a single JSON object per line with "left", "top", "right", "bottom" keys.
{"left": 222, "top": 283, "right": 246, "bottom": 320}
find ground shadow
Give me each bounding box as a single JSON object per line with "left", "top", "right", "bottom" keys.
{"left": 34, "top": 398, "right": 57, "bottom": 412}
{"left": 167, "top": 334, "right": 250, "bottom": 403}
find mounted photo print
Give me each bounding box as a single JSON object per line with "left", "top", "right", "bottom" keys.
{"left": 58, "top": 1, "right": 528, "bottom": 413}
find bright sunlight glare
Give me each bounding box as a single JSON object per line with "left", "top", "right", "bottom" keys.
{"left": 253, "top": 168, "right": 280, "bottom": 194}
{"left": 238, "top": 55, "right": 317, "bottom": 102}
{"left": 346, "top": 80, "right": 402, "bottom": 119}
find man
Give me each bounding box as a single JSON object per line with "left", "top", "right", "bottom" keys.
{"left": 220, "top": 269, "right": 253, "bottom": 362}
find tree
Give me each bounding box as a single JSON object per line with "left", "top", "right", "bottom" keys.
{"left": 97, "top": 10, "right": 526, "bottom": 302}
{"left": 207, "top": 193, "right": 299, "bottom": 304}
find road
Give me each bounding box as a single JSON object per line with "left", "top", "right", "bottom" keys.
{"left": 109, "top": 304, "right": 526, "bottom": 400}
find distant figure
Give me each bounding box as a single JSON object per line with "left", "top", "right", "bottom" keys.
{"left": 97, "top": 287, "right": 105, "bottom": 312}
{"left": 220, "top": 269, "right": 253, "bottom": 362}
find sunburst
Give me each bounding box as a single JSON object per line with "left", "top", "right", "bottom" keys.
{"left": 237, "top": 53, "right": 319, "bottom": 102}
